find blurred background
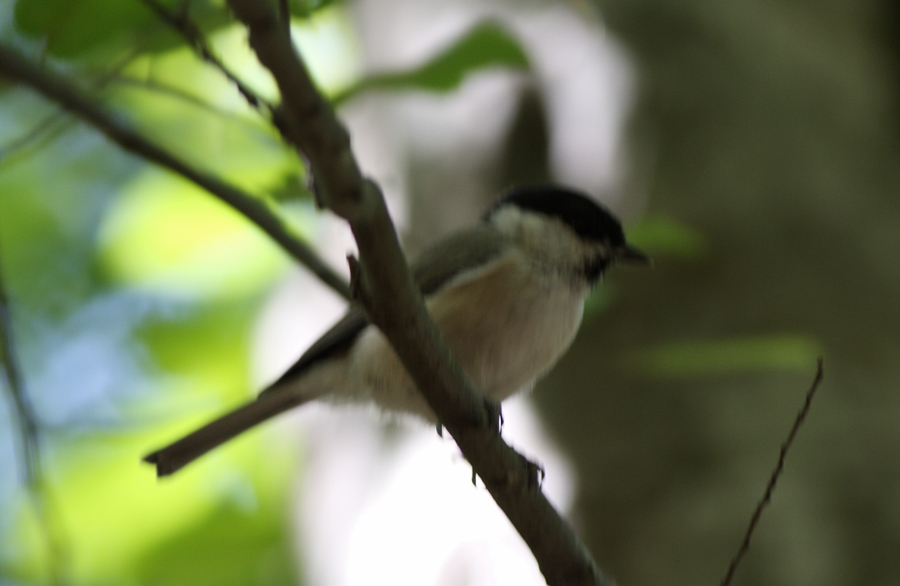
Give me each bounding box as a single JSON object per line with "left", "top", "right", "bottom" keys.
{"left": 1, "top": 0, "right": 899, "bottom": 585}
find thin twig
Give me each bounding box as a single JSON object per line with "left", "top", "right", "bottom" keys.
{"left": 225, "top": 1, "right": 608, "bottom": 583}
{"left": 107, "top": 74, "right": 272, "bottom": 130}
{"left": 0, "top": 246, "right": 68, "bottom": 586}
{"left": 0, "top": 43, "right": 351, "bottom": 300}
{"left": 0, "top": 110, "right": 71, "bottom": 166}
{"left": 720, "top": 357, "right": 825, "bottom": 586}
{"left": 139, "top": 0, "right": 274, "bottom": 115}
{"left": 0, "top": 50, "right": 137, "bottom": 167}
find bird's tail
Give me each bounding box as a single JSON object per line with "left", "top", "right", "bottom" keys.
{"left": 143, "top": 389, "right": 308, "bottom": 477}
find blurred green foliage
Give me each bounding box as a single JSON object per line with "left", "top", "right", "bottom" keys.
{"left": 134, "top": 499, "right": 298, "bottom": 586}
{"left": 332, "top": 21, "right": 529, "bottom": 105}
{"left": 14, "top": 0, "right": 232, "bottom": 58}
{"left": 625, "top": 215, "right": 707, "bottom": 261}
{"left": 533, "top": 2, "right": 900, "bottom": 586}
{"left": 632, "top": 335, "right": 822, "bottom": 377}
{"left": 98, "top": 171, "right": 291, "bottom": 299}
{"left": 8, "top": 0, "right": 889, "bottom": 583}
{"left": 0, "top": 4, "right": 535, "bottom": 585}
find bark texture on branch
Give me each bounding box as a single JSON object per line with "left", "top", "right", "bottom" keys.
{"left": 225, "top": 1, "right": 607, "bottom": 583}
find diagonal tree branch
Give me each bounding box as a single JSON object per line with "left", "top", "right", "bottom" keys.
{"left": 225, "top": 1, "right": 608, "bottom": 584}
{"left": 0, "top": 43, "right": 350, "bottom": 301}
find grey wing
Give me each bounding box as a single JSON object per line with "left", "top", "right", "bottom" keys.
{"left": 261, "top": 305, "right": 368, "bottom": 393}
{"left": 412, "top": 224, "right": 509, "bottom": 295}
{"left": 262, "top": 223, "right": 508, "bottom": 393}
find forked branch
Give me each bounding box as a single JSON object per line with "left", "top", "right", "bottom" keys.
{"left": 225, "top": 1, "right": 607, "bottom": 583}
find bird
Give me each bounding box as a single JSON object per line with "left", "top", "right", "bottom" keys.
{"left": 143, "top": 185, "right": 649, "bottom": 476}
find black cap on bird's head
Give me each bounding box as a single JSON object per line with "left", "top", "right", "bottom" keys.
{"left": 489, "top": 185, "right": 650, "bottom": 267}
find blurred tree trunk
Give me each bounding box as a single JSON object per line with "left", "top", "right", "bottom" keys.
{"left": 535, "top": 2, "right": 900, "bottom": 585}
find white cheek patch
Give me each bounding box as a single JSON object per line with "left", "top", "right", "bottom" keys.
{"left": 490, "top": 206, "right": 604, "bottom": 276}
{"left": 490, "top": 206, "right": 547, "bottom": 247}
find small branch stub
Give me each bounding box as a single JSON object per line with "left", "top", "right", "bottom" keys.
{"left": 346, "top": 254, "right": 365, "bottom": 304}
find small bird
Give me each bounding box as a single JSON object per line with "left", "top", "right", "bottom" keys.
{"left": 144, "top": 185, "right": 649, "bottom": 476}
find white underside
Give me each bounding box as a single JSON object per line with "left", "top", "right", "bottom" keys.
{"left": 290, "top": 249, "right": 588, "bottom": 421}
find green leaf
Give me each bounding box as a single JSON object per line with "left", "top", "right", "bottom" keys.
{"left": 13, "top": 0, "right": 233, "bottom": 58}
{"left": 15, "top": 0, "right": 142, "bottom": 57}
{"left": 332, "top": 21, "right": 529, "bottom": 105}
{"left": 625, "top": 216, "right": 707, "bottom": 260}
{"left": 97, "top": 170, "right": 290, "bottom": 300}
{"left": 134, "top": 501, "right": 299, "bottom": 586}
{"left": 631, "top": 334, "right": 822, "bottom": 378}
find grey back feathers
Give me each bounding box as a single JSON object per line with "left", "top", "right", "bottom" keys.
{"left": 269, "top": 186, "right": 614, "bottom": 391}
{"left": 266, "top": 224, "right": 509, "bottom": 391}
{"left": 412, "top": 224, "right": 508, "bottom": 295}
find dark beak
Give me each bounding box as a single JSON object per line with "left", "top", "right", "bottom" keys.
{"left": 615, "top": 244, "right": 652, "bottom": 267}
